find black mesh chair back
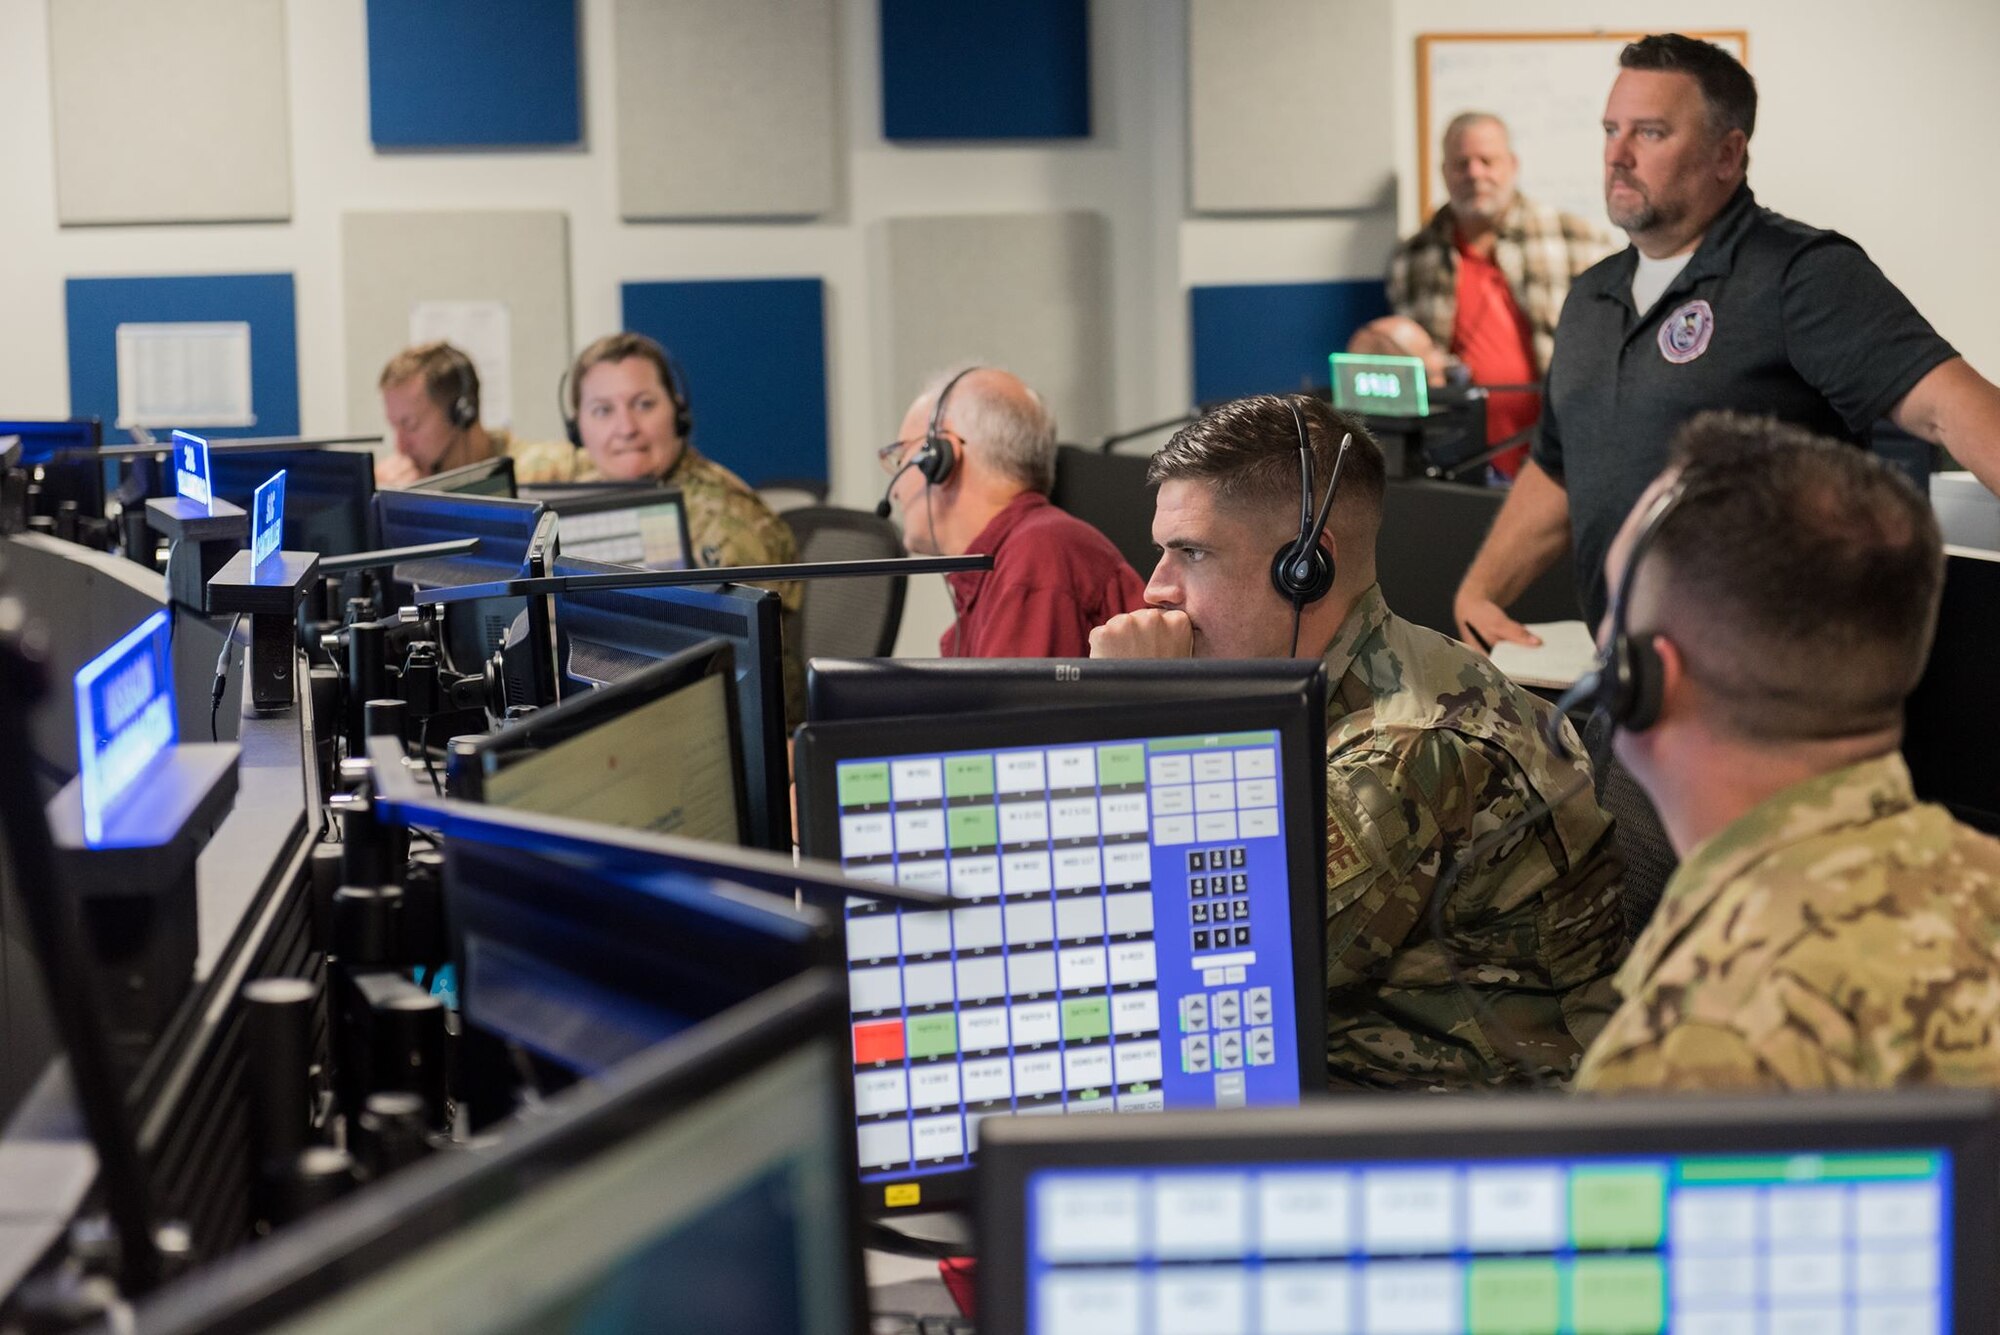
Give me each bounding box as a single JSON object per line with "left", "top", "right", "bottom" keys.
{"left": 784, "top": 506, "right": 908, "bottom": 660}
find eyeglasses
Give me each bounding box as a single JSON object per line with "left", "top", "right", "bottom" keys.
{"left": 877, "top": 437, "right": 924, "bottom": 475}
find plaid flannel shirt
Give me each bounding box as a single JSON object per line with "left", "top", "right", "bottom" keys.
{"left": 1387, "top": 194, "right": 1615, "bottom": 376}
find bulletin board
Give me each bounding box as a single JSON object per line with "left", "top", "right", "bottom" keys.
{"left": 1416, "top": 31, "right": 1749, "bottom": 226}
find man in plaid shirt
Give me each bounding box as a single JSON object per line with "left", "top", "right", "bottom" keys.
{"left": 1352, "top": 113, "right": 1612, "bottom": 476}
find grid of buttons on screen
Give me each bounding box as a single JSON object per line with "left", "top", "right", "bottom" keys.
{"left": 836, "top": 732, "right": 1304, "bottom": 1191}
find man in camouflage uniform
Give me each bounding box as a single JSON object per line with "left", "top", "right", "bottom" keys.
{"left": 1575, "top": 414, "right": 2000, "bottom": 1092}
{"left": 1090, "top": 395, "right": 1627, "bottom": 1090}
{"left": 516, "top": 333, "right": 805, "bottom": 723}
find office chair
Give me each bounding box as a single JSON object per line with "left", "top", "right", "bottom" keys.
{"left": 755, "top": 477, "right": 829, "bottom": 515}
{"left": 1582, "top": 710, "right": 1678, "bottom": 941}
{"left": 782, "top": 506, "right": 908, "bottom": 659}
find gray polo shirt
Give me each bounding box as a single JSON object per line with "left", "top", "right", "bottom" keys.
{"left": 1532, "top": 185, "right": 1956, "bottom": 625}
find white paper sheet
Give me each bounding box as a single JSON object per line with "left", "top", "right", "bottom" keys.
{"left": 114, "top": 321, "right": 254, "bottom": 429}
{"left": 1487, "top": 621, "right": 1600, "bottom": 690}
{"left": 409, "top": 300, "right": 512, "bottom": 428}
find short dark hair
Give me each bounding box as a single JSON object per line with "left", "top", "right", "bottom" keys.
{"left": 379, "top": 341, "right": 479, "bottom": 419}
{"left": 1620, "top": 34, "right": 1757, "bottom": 143}
{"left": 1641, "top": 412, "right": 1943, "bottom": 742}
{"left": 1147, "top": 394, "right": 1386, "bottom": 535}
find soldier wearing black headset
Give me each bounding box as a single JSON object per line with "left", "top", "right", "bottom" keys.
{"left": 376, "top": 342, "right": 507, "bottom": 486}
{"left": 1092, "top": 394, "right": 1628, "bottom": 1091}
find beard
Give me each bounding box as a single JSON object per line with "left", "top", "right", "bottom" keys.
{"left": 1606, "top": 172, "right": 1673, "bottom": 233}
{"left": 1451, "top": 189, "right": 1510, "bottom": 226}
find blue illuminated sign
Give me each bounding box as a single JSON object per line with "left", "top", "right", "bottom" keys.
{"left": 173, "top": 429, "right": 212, "bottom": 507}
{"left": 252, "top": 469, "right": 286, "bottom": 569}
{"left": 73, "top": 610, "right": 177, "bottom": 846}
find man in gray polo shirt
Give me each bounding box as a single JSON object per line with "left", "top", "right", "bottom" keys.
{"left": 1455, "top": 33, "right": 2000, "bottom": 646}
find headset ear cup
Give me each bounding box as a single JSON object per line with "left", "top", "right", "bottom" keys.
{"left": 1268, "top": 541, "right": 1334, "bottom": 606}
{"left": 918, "top": 432, "right": 956, "bottom": 487}
{"left": 1619, "top": 635, "right": 1667, "bottom": 732}
{"left": 451, "top": 394, "right": 477, "bottom": 430}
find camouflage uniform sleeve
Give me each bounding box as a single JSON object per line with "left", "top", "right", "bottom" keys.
{"left": 1577, "top": 1022, "right": 1789, "bottom": 1093}
{"left": 1324, "top": 738, "right": 1449, "bottom": 989}
{"left": 505, "top": 436, "right": 581, "bottom": 485}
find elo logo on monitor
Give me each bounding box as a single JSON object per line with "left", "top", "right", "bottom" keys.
{"left": 173, "top": 429, "right": 212, "bottom": 507}
{"left": 73, "top": 610, "right": 177, "bottom": 846}
{"left": 252, "top": 469, "right": 286, "bottom": 569}
{"left": 1329, "top": 352, "right": 1430, "bottom": 418}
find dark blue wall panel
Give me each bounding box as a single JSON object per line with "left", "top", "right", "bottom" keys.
{"left": 1189, "top": 280, "right": 1390, "bottom": 406}
{"left": 621, "top": 278, "right": 829, "bottom": 487}
{"left": 367, "top": 0, "right": 580, "bottom": 148}
{"left": 880, "top": 0, "right": 1090, "bottom": 140}
{"left": 65, "top": 273, "right": 299, "bottom": 439}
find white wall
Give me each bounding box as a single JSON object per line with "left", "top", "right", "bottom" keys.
{"left": 4, "top": 0, "right": 1996, "bottom": 649}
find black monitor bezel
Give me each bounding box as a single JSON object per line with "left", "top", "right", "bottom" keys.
{"left": 795, "top": 686, "right": 1330, "bottom": 1217}
{"left": 449, "top": 637, "right": 749, "bottom": 848}
{"left": 1904, "top": 547, "right": 2000, "bottom": 833}
{"left": 554, "top": 555, "right": 790, "bottom": 854}
{"left": 807, "top": 656, "right": 1332, "bottom": 724}
{"left": 401, "top": 454, "right": 517, "bottom": 498}
{"left": 207, "top": 446, "right": 377, "bottom": 556}
{"left": 126, "top": 969, "right": 869, "bottom": 1335}
{"left": 545, "top": 486, "right": 693, "bottom": 570}
{"left": 975, "top": 1088, "right": 2000, "bottom": 1335}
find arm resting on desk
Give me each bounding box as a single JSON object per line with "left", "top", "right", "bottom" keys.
{"left": 1453, "top": 460, "right": 1572, "bottom": 650}
{"left": 1890, "top": 356, "right": 2000, "bottom": 497}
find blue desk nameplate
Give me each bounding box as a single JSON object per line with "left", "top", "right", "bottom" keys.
{"left": 73, "top": 611, "right": 177, "bottom": 847}
{"left": 172, "top": 429, "right": 212, "bottom": 509}
{"left": 252, "top": 469, "right": 286, "bottom": 569}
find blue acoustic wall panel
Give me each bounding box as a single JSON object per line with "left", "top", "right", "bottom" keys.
{"left": 621, "top": 278, "right": 829, "bottom": 487}
{"left": 1189, "top": 280, "right": 1390, "bottom": 406}
{"left": 880, "top": 0, "right": 1090, "bottom": 140}
{"left": 366, "top": 0, "right": 580, "bottom": 148}
{"left": 65, "top": 273, "right": 299, "bottom": 439}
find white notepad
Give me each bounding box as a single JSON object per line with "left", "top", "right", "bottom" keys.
{"left": 1486, "top": 621, "right": 1599, "bottom": 690}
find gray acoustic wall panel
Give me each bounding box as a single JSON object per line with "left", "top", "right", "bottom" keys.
{"left": 874, "top": 211, "right": 1111, "bottom": 443}
{"left": 48, "top": 0, "right": 293, "bottom": 225}
{"left": 1188, "top": 0, "right": 1393, "bottom": 214}
{"left": 613, "top": 0, "right": 837, "bottom": 220}
{"left": 341, "top": 211, "right": 573, "bottom": 443}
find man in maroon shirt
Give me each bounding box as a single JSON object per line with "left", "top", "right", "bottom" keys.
{"left": 880, "top": 367, "right": 1146, "bottom": 657}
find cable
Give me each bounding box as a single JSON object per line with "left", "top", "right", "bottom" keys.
{"left": 210, "top": 613, "right": 244, "bottom": 742}
{"left": 419, "top": 715, "right": 443, "bottom": 795}
{"left": 1422, "top": 771, "right": 1594, "bottom": 1088}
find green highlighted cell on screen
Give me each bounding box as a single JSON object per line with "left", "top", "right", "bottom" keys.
{"left": 1467, "top": 1259, "right": 1561, "bottom": 1335}
{"left": 838, "top": 763, "right": 891, "bottom": 808}
{"left": 945, "top": 755, "right": 995, "bottom": 799}
{"left": 1096, "top": 744, "right": 1145, "bottom": 787}
{"left": 1677, "top": 1152, "right": 1940, "bottom": 1185}
{"left": 906, "top": 1013, "right": 958, "bottom": 1060}
{"left": 1570, "top": 1166, "right": 1666, "bottom": 1250}
{"left": 948, "top": 806, "right": 998, "bottom": 849}
{"left": 1061, "top": 997, "right": 1110, "bottom": 1042}
{"left": 1567, "top": 1257, "right": 1665, "bottom": 1335}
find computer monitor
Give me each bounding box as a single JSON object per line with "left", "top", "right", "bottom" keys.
{"left": 373, "top": 490, "right": 556, "bottom": 673}
{"left": 401, "top": 454, "right": 517, "bottom": 498}
{"left": 449, "top": 638, "right": 746, "bottom": 846}
{"left": 553, "top": 556, "right": 790, "bottom": 854}
{"left": 1905, "top": 547, "right": 2000, "bottom": 834}
{"left": 542, "top": 487, "right": 693, "bottom": 570}
{"left": 976, "top": 1089, "right": 2000, "bottom": 1335}
{"left": 809, "top": 657, "right": 1332, "bottom": 725}
{"left": 793, "top": 678, "right": 1329, "bottom": 1216}
{"left": 0, "top": 416, "right": 99, "bottom": 466}
{"left": 126, "top": 970, "right": 868, "bottom": 1335}
{"left": 2, "top": 417, "right": 106, "bottom": 520}
{"left": 209, "top": 448, "right": 376, "bottom": 557}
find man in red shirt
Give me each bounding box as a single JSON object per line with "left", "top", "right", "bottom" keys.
{"left": 1351, "top": 113, "right": 1611, "bottom": 477}
{"left": 880, "top": 367, "right": 1145, "bottom": 657}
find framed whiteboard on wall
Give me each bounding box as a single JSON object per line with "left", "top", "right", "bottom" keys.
{"left": 1416, "top": 31, "right": 1749, "bottom": 227}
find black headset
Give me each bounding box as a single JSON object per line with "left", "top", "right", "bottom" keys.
{"left": 1551, "top": 476, "right": 1691, "bottom": 744}
{"left": 441, "top": 346, "right": 479, "bottom": 431}
{"left": 558, "top": 336, "right": 694, "bottom": 449}
{"left": 876, "top": 366, "right": 976, "bottom": 518}
{"left": 1269, "top": 397, "right": 1352, "bottom": 611}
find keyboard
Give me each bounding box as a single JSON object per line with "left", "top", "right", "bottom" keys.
{"left": 870, "top": 1315, "right": 974, "bottom": 1335}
